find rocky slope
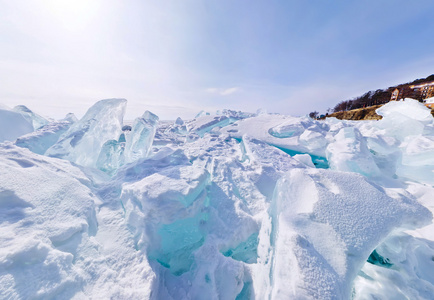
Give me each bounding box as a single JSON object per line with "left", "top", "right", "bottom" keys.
{"left": 325, "top": 105, "right": 383, "bottom": 120}
{"left": 325, "top": 104, "right": 434, "bottom": 121}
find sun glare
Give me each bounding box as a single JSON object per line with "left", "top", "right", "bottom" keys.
{"left": 43, "top": 0, "right": 101, "bottom": 31}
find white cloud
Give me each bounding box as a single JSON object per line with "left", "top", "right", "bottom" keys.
{"left": 206, "top": 87, "right": 240, "bottom": 96}
{"left": 205, "top": 88, "right": 218, "bottom": 93}
{"left": 220, "top": 87, "right": 239, "bottom": 96}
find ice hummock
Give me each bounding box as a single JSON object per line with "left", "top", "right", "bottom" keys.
{"left": 2, "top": 98, "right": 434, "bottom": 299}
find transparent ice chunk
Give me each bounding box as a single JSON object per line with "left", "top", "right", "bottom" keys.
{"left": 96, "top": 138, "right": 125, "bottom": 175}
{"left": 124, "top": 110, "right": 159, "bottom": 164}
{"left": 13, "top": 105, "right": 49, "bottom": 130}
{"left": 45, "top": 98, "right": 127, "bottom": 167}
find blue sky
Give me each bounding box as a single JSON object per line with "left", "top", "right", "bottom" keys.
{"left": 1, "top": 0, "right": 434, "bottom": 120}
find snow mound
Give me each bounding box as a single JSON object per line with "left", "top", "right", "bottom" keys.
{"left": 0, "top": 144, "right": 156, "bottom": 299}
{"left": 265, "top": 168, "right": 430, "bottom": 299}
{"left": 376, "top": 98, "right": 433, "bottom": 122}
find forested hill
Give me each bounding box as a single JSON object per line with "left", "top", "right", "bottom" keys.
{"left": 331, "top": 74, "right": 434, "bottom": 113}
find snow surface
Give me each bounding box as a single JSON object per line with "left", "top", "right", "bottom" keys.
{"left": 1, "top": 98, "right": 434, "bottom": 299}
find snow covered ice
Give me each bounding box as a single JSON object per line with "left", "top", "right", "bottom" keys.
{"left": 0, "top": 107, "right": 34, "bottom": 143}
{"left": 1, "top": 98, "right": 434, "bottom": 299}
{"left": 12, "top": 105, "right": 50, "bottom": 131}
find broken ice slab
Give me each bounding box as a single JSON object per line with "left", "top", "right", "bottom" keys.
{"left": 268, "top": 118, "right": 308, "bottom": 138}
{"left": 222, "top": 232, "right": 259, "bottom": 264}
{"left": 189, "top": 115, "right": 238, "bottom": 137}
{"left": 273, "top": 145, "right": 329, "bottom": 169}
{"left": 163, "top": 117, "right": 188, "bottom": 136}
{"left": 221, "top": 109, "right": 255, "bottom": 119}
{"left": 326, "top": 127, "right": 380, "bottom": 177}
{"left": 151, "top": 212, "right": 207, "bottom": 275}
{"left": 15, "top": 121, "right": 72, "bottom": 155}
{"left": 268, "top": 116, "right": 327, "bottom": 139}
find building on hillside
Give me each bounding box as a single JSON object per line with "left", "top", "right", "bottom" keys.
{"left": 390, "top": 88, "right": 400, "bottom": 101}
{"left": 410, "top": 82, "right": 434, "bottom": 100}
{"left": 425, "top": 98, "right": 434, "bottom": 109}
{"left": 390, "top": 81, "right": 434, "bottom": 102}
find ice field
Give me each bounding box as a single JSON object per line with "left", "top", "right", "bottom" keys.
{"left": 1, "top": 98, "right": 434, "bottom": 299}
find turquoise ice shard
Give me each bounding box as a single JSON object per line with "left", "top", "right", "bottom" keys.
{"left": 45, "top": 98, "right": 127, "bottom": 168}
{"left": 195, "top": 110, "right": 209, "bottom": 118}
{"left": 96, "top": 138, "right": 125, "bottom": 175}
{"left": 124, "top": 110, "right": 159, "bottom": 164}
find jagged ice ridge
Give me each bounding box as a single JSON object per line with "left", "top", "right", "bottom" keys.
{"left": 1, "top": 98, "right": 434, "bottom": 299}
